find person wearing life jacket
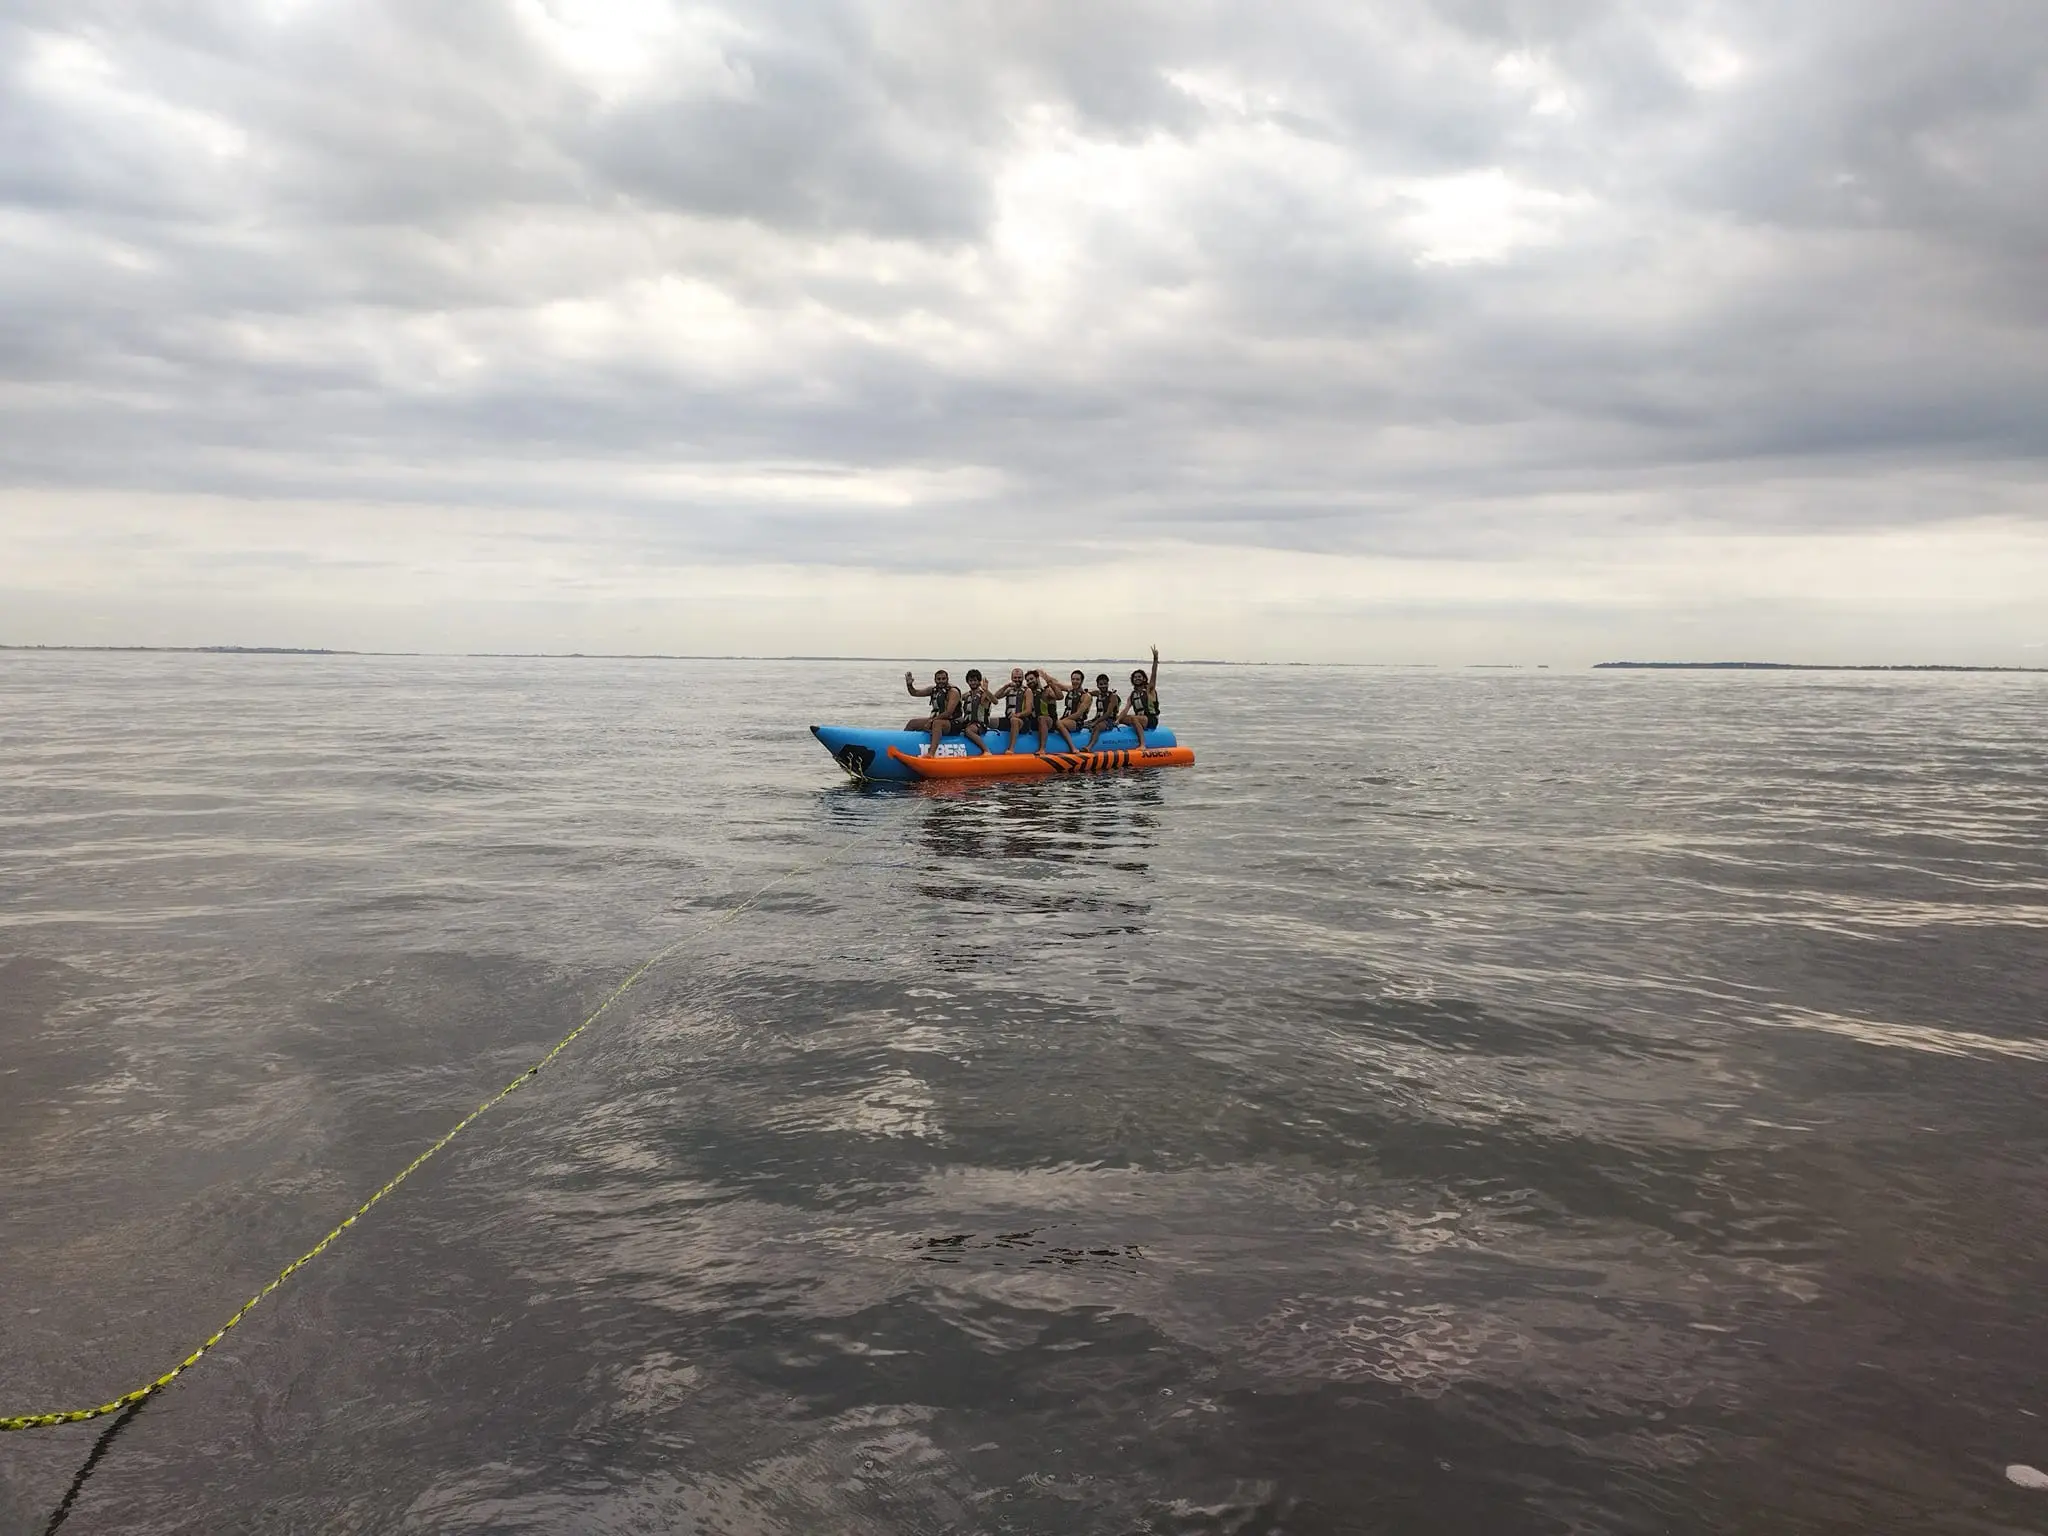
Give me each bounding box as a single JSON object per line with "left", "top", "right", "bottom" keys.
{"left": 995, "top": 666, "right": 1038, "bottom": 754}
{"left": 1052, "top": 668, "right": 1093, "bottom": 751}
{"left": 1083, "top": 672, "right": 1123, "bottom": 750}
{"left": 953, "top": 669, "right": 997, "bottom": 755}
{"left": 1117, "top": 645, "right": 1162, "bottom": 748}
{"left": 904, "top": 667, "right": 961, "bottom": 752}
{"left": 1030, "top": 667, "right": 1072, "bottom": 752}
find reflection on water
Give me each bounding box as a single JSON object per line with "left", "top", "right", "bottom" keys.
{"left": 1, "top": 654, "right": 2046, "bottom": 1535}
{"left": 913, "top": 775, "right": 1161, "bottom": 867}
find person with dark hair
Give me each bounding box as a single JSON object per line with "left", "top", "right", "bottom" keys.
{"left": 954, "top": 668, "right": 997, "bottom": 755}
{"left": 1117, "top": 646, "right": 1162, "bottom": 747}
{"left": 1083, "top": 671, "right": 1122, "bottom": 749}
{"left": 1052, "top": 669, "right": 1093, "bottom": 751}
{"left": 904, "top": 668, "right": 961, "bottom": 752}
{"left": 1031, "top": 666, "right": 1071, "bottom": 751}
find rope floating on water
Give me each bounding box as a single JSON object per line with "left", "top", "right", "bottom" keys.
{"left": 1, "top": 849, "right": 851, "bottom": 1433}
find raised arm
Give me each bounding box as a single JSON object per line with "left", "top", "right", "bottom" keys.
{"left": 905, "top": 670, "right": 935, "bottom": 699}
{"left": 1145, "top": 646, "right": 1159, "bottom": 693}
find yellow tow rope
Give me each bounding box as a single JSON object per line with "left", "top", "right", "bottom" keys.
{"left": 1, "top": 850, "right": 849, "bottom": 1433}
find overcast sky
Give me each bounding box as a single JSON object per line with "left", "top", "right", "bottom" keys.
{"left": 3, "top": 0, "right": 2044, "bottom": 662}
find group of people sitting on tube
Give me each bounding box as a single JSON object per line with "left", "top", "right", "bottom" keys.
{"left": 904, "top": 648, "right": 1162, "bottom": 756}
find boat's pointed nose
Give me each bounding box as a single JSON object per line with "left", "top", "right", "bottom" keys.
{"left": 812, "top": 724, "right": 857, "bottom": 758}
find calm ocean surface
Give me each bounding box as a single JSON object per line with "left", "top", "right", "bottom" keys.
{"left": 2, "top": 653, "right": 2045, "bottom": 1535}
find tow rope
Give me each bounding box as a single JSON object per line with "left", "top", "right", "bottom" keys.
{"left": 2, "top": 848, "right": 853, "bottom": 1433}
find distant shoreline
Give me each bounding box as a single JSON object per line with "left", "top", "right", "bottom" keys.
{"left": 1595, "top": 661, "right": 2048, "bottom": 674}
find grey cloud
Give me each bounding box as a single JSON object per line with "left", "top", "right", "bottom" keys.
{"left": 581, "top": 47, "right": 988, "bottom": 239}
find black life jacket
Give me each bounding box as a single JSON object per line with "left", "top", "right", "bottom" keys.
{"left": 930, "top": 684, "right": 959, "bottom": 717}
{"left": 1001, "top": 678, "right": 1029, "bottom": 711}
{"left": 958, "top": 687, "right": 992, "bottom": 725}
{"left": 1092, "top": 688, "right": 1118, "bottom": 720}
{"left": 1131, "top": 684, "right": 1158, "bottom": 718}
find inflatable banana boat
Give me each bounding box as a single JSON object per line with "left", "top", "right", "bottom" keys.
{"left": 811, "top": 724, "right": 1189, "bottom": 783}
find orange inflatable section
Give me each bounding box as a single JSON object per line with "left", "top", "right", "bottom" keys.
{"left": 887, "top": 744, "right": 1195, "bottom": 780}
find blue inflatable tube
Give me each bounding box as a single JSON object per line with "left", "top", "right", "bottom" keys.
{"left": 812, "top": 723, "right": 1178, "bottom": 782}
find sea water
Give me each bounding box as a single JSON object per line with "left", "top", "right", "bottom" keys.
{"left": 2, "top": 653, "right": 2045, "bottom": 1533}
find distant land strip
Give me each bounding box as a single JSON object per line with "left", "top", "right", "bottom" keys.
{"left": 1596, "top": 661, "right": 2047, "bottom": 673}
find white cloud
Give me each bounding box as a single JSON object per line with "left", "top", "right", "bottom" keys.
{"left": 1492, "top": 51, "right": 1576, "bottom": 118}
{"left": 511, "top": 0, "right": 750, "bottom": 105}
{"left": 1395, "top": 168, "right": 1590, "bottom": 266}
{"left": 1673, "top": 35, "right": 1747, "bottom": 92}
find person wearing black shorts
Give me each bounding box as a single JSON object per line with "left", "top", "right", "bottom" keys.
{"left": 904, "top": 668, "right": 961, "bottom": 752}
{"left": 1117, "top": 646, "right": 1162, "bottom": 748}
{"left": 1052, "top": 669, "right": 1092, "bottom": 751}
{"left": 953, "top": 669, "right": 997, "bottom": 754}
{"left": 1030, "top": 670, "right": 1069, "bottom": 752}
{"left": 1083, "top": 672, "right": 1122, "bottom": 749}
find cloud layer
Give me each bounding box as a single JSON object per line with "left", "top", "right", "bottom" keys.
{"left": 3, "top": 0, "right": 2045, "bottom": 657}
